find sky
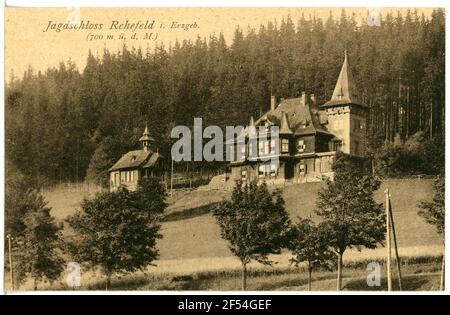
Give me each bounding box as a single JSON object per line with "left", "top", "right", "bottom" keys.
{"left": 5, "top": 7, "right": 436, "bottom": 76}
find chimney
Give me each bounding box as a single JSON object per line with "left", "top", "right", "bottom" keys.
{"left": 271, "top": 95, "right": 276, "bottom": 111}
{"left": 311, "top": 94, "right": 316, "bottom": 105}
{"left": 301, "top": 91, "right": 306, "bottom": 106}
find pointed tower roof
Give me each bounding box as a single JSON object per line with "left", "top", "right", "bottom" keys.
{"left": 322, "top": 50, "right": 367, "bottom": 108}
{"left": 139, "top": 122, "right": 155, "bottom": 142}
{"left": 279, "top": 111, "right": 293, "bottom": 135}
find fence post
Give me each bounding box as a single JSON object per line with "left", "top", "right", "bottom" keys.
{"left": 385, "top": 188, "right": 392, "bottom": 291}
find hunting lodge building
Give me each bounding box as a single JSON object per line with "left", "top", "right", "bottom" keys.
{"left": 229, "top": 51, "right": 368, "bottom": 184}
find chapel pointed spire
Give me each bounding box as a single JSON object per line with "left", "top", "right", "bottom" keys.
{"left": 139, "top": 122, "right": 154, "bottom": 151}
{"left": 322, "top": 50, "right": 366, "bottom": 108}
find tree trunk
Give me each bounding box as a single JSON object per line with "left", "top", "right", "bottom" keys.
{"left": 34, "top": 278, "right": 38, "bottom": 291}
{"left": 337, "top": 251, "right": 343, "bottom": 291}
{"left": 440, "top": 253, "right": 445, "bottom": 291}
{"left": 308, "top": 261, "right": 312, "bottom": 291}
{"left": 242, "top": 262, "right": 247, "bottom": 291}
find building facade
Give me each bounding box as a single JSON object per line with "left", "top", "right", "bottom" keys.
{"left": 109, "top": 125, "right": 166, "bottom": 191}
{"left": 229, "top": 51, "right": 368, "bottom": 184}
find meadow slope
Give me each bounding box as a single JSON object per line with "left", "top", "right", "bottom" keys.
{"left": 45, "top": 178, "right": 442, "bottom": 263}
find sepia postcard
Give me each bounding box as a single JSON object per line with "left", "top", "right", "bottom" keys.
{"left": 2, "top": 4, "right": 446, "bottom": 298}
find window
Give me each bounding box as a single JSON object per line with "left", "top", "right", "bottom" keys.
{"left": 121, "top": 171, "right": 126, "bottom": 183}
{"left": 270, "top": 163, "right": 278, "bottom": 177}
{"left": 258, "top": 140, "right": 271, "bottom": 156}
{"left": 270, "top": 139, "right": 276, "bottom": 154}
{"left": 248, "top": 139, "right": 257, "bottom": 159}
{"left": 258, "top": 141, "right": 264, "bottom": 156}
{"left": 354, "top": 119, "right": 361, "bottom": 132}
{"left": 333, "top": 140, "right": 342, "bottom": 152}
{"left": 281, "top": 139, "right": 289, "bottom": 153}
{"left": 241, "top": 170, "right": 247, "bottom": 181}
{"left": 360, "top": 121, "right": 365, "bottom": 130}
{"left": 258, "top": 165, "right": 265, "bottom": 178}
{"left": 297, "top": 140, "right": 306, "bottom": 153}
{"left": 299, "top": 164, "right": 306, "bottom": 175}
{"left": 258, "top": 163, "right": 278, "bottom": 178}
{"left": 237, "top": 145, "right": 246, "bottom": 161}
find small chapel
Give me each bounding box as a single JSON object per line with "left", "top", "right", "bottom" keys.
{"left": 108, "top": 125, "right": 166, "bottom": 191}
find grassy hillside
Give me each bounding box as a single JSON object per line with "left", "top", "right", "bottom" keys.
{"left": 157, "top": 178, "right": 442, "bottom": 260}
{"left": 45, "top": 178, "right": 442, "bottom": 262}
{"left": 283, "top": 178, "right": 442, "bottom": 247}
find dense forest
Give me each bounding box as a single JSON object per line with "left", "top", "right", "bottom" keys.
{"left": 5, "top": 9, "right": 445, "bottom": 185}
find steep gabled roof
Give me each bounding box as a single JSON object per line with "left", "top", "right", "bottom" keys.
{"left": 322, "top": 51, "right": 367, "bottom": 108}
{"left": 255, "top": 97, "right": 332, "bottom": 136}
{"left": 109, "top": 149, "right": 163, "bottom": 171}
{"left": 142, "top": 152, "right": 164, "bottom": 168}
